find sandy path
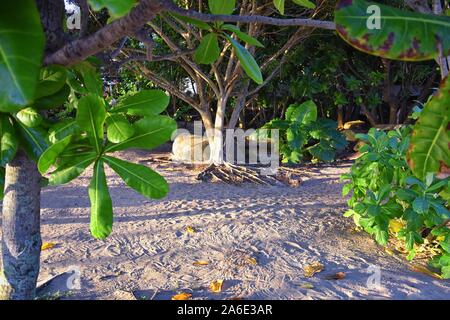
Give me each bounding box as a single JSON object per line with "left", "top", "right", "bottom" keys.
{"left": 2, "top": 149, "right": 450, "bottom": 299}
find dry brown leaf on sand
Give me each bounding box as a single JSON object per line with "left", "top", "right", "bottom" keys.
{"left": 299, "top": 283, "right": 314, "bottom": 289}
{"left": 41, "top": 242, "right": 56, "bottom": 251}
{"left": 409, "top": 265, "right": 442, "bottom": 280}
{"left": 209, "top": 279, "right": 224, "bottom": 293}
{"left": 193, "top": 260, "right": 209, "bottom": 266}
{"left": 324, "top": 272, "right": 346, "bottom": 280}
{"left": 186, "top": 226, "right": 196, "bottom": 234}
{"left": 303, "top": 262, "right": 324, "bottom": 277}
{"left": 171, "top": 293, "right": 192, "bottom": 300}
{"left": 246, "top": 257, "right": 257, "bottom": 265}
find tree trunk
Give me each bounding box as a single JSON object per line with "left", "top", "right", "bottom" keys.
{"left": 209, "top": 97, "right": 228, "bottom": 164}
{"left": 0, "top": 151, "right": 42, "bottom": 300}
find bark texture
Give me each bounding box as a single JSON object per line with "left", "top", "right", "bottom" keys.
{"left": 0, "top": 151, "right": 42, "bottom": 300}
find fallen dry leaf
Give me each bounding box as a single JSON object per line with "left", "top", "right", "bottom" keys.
{"left": 384, "top": 247, "right": 394, "bottom": 256}
{"left": 209, "top": 279, "right": 224, "bottom": 293}
{"left": 246, "top": 257, "right": 257, "bottom": 265}
{"left": 303, "top": 262, "right": 324, "bottom": 278}
{"left": 41, "top": 242, "right": 56, "bottom": 251}
{"left": 171, "top": 293, "right": 192, "bottom": 300}
{"left": 409, "top": 265, "right": 442, "bottom": 280}
{"left": 299, "top": 283, "right": 314, "bottom": 289}
{"left": 389, "top": 219, "right": 404, "bottom": 233}
{"left": 324, "top": 272, "right": 346, "bottom": 280}
{"left": 193, "top": 260, "right": 209, "bottom": 266}
{"left": 186, "top": 226, "right": 196, "bottom": 234}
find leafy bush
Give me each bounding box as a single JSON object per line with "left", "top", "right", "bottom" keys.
{"left": 342, "top": 127, "right": 450, "bottom": 278}
{"left": 259, "top": 100, "right": 347, "bottom": 163}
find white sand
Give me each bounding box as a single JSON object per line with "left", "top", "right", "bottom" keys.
{"left": 2, "top": 149, "right": 450, "bottom": 299}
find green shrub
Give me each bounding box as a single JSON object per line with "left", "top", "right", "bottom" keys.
{"left": 341, "top": 127, "right": 450, "bottom": 278}
{"left": 258, "top": 100, "right": 347, "bottom": 163}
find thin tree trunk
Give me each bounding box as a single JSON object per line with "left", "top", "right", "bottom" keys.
{"left": 209, "top": 97, "right": 228, "bottom": 164}
{"left": 0, "top": 151, "right": 42, "bottom": 300}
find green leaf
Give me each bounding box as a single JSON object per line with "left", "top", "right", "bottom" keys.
{"left": 106, "top": 114, "right": 135, "bottom": 144}
{"left": 274, "top": 0, "right": 285, "bottom": 14}
{"left": 208, "top": 0, "right": 236, "bottom": 15}
{"left": 35, "top": 66, "right": 67, "bottom": 99}
{"left": 0, "top": 115, "right": 18, "bottom": 166}
{"left": 105, "top": 115, "right": 176, "bottom": 153}
{"left": 194, "top": 33, "right": 221, "bottom": 65}
{"left": 48, "top": 119, "right": 80, "bottom": 144}
{"left": 88, "top": 0, "right": 135, "bottom": 18}
{"left": 48, "top": 152, "right": 96, "bottom": 185}
{"left": 103, "top": 156, "right": 169, "bottom": 199}
{"left": 292, "top": 0, "right": 315, "bottom": 9}
{"left": 412, "top": 197, "right": 429, "bottom": 214}
{"left": 335, "top": 0, "right": 450, "bottom": 61}
{"left": 76, "top": 94, "right": 106, "bottom": 154}
{"left": 225, "top": 35, "right": 263, "bottom": 84}
{"left": 16, "top": 107, "right": 42, "bottom": 127}
{"left": 89, "top": 160, "right": 113, "bottom": 239}
{"left": 34, "top": 84, "right": 70, "bottom": 110}
{"left": 38, "top": 135, "right": 72, "bottom": 174}
{"left": 0, "top": 0, "right": 45, "bottom": 111}
{"left": 111, "top": 90, "right": 170, "bottom": 116}
{"left": 286, "top": 101, "right": 318, "bottom": 124}
{"left": 16, "top": 122, "right": 49, "bottom": 161}
{"left": 221, "top": 25, "right": 264, "bottom": 48}
{"left": 71, "top": 62, "right": 103, "bottom": 96}
{"left": 170, "top": 14, "right": 212, "bottom": 31}
{"left": 407, "top": 77, "right": 450, "bottom": 180}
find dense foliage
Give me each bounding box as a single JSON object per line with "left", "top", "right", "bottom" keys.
{"left": 258, "top": 100, "right": 347, "bottom": 163}
{"left": 342, "top": 126, "right": 450, "bottom": 278}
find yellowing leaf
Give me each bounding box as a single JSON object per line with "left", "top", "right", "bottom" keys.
{"left": 41, "top": 242, "right": 56, "bottom": 250}
{"left": 409, "top": 265, "right": 443, "bottom": 280}
{"left": 389, "top": 219, "right": 404, "bottom": 233}
{"left": 299, "top": 283, "right": 314, "bottom": 289}
{"left": 186, "top": 226, "right": 196, "bottom": 234}
{"left": 209, "top": 279, "right": 224, "bottom": 293}
{"left": 437, "top": 236, "right": 445, "bottom": 242}
{"left": 303, "top": 262, "right": 324, "bottom": 277}
{"left": 171, "top": 292, "right": 192, "bottom": 300}
{"left": 246, "top": 257, "right": 257, "bottom": 265}
{"left": 193, "top": 260, "right": 209, "bottom": 266}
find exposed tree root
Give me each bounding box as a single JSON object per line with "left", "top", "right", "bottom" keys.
{"left": 197, "top": 163, "right": 302, "bottom": 187}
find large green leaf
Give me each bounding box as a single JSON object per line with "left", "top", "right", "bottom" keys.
{"left": 208, "top": 0, "right": 236, "bottom": 15}
{"left": 38, "top": 135, "right": 72, "bottom": 174}
{"left": 76, "top": 94, "right": 106, "bottom": 154}
{"left": 48, "top": 152, "right": 96, "bottom": 185}
{"left": 0, "top": 115, "right": 18, "bottom": 166}
{"left": 0, "top": 0, "right": 45, "bottom": 111}
{"left": 89, "top": 160, "right": 113, "bottom": 239}
{"left": 103, "top": 156, "right": 169, "bottom": 199}
{"left": 16, "top": 107, "right": 42, "bottom": 127}
{"left": 106, "top": 114, "right": 135, "bottom": 143}
{"left": 226, "top": 36, "right": 263, "bottom": 84}
{"left": 0, "top": 167, "right": 5, "bottom": 200}
{"left": 194, "top": 33, "right": 221, "bottom": 65}
{"left": 34, "top": 84, "right": 70, "bottom": 110}
{"left": 88, "top": 0, "right": 136, "bottom": 18}
{"left": 105, "top": 115, "right": 176, "bottom": 153}
{"left": 274, "top": 0, "right": 285, "bottom": 14}
{"left": 48, "top": 119, "right": 80, "bottom": 144}
{"left": 286, "top": 100, "right": 318, "bottom": 124}
{"left": 71, "top": 62, "right": 103, "bottom": 96}
{"left": 407, "top": 77, "right": 450, "bottom": 180}
{"left": 111, "top": 90, "right": 170, "bottom": 116}
{"left": 335, "top": 0, "right": 450, "bottom": 61}
{"left": 221, "top": 25, "right": 264, "bottom": 48}
{"left": 35, "top": 66, "right": 67, "bottom": 99}
{"left": 16, "top": 122, "right": 49, "bottom": 161}
{"left": 292, "top": 0, "right": 315, "bottom": 9}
